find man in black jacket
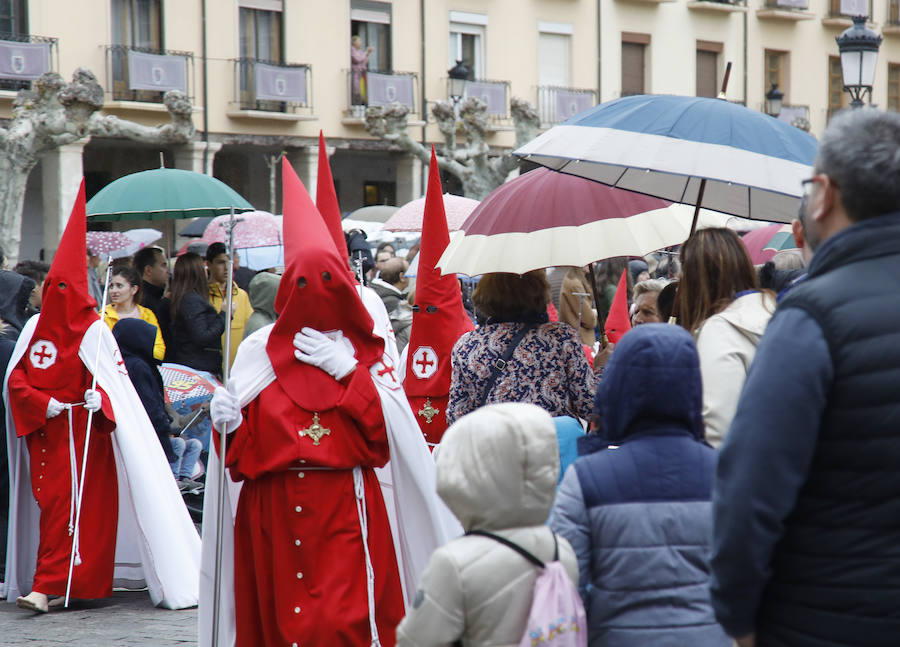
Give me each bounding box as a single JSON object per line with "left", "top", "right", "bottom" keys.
{"left": 134, "top": 246, "right": 171, "bottom": 345}
{"left": 711, "top": 109, "right": 900, "bottom": 647}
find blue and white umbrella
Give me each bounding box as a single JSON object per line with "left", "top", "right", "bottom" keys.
{"left": 515, "top": 94, "right": 818, "bottom": 224}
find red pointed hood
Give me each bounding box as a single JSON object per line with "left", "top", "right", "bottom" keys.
{"left": 403, "top": 149, "right": 475, "bottom": 437}
{"left": 316, "top": 131, "right": 351, "bottom": 264}
{"left": 21, "top": 181, "right": 100, "bottom": 390}
{"left": 604, "top": 269, "right": 631, "bottom": 345}
{"left": 268, "top": 157, "right": 383, "bottom": 412}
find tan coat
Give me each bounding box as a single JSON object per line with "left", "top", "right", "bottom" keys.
{"left": 558, "top": 268, "right": 597, "bottom": 347}
{"left": 396, "top": 403, "right": 578, "bottom": 647}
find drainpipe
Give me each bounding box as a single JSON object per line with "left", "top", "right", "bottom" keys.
{"left": 420, "top": 0, "right": 427, "bottom": 196}
{"left": 201, "top": 0, "right": 210, "bottom": 175}
{"left": 597, "top": 0, "right": 602, "bottom": 101}
{"left": 742, "top": 9, "right": 748, "bottom": 105}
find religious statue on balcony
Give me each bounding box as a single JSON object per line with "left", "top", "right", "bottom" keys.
{"left": 350, "top": 35, "right": 373, "bottom": 114}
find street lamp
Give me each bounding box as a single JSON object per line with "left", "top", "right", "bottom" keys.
{"left": 448, "top": 60, "right": 470, "bottom": 105}
{"left": 836, "top": 15, "right": 883, "bottom": 109}
{"left": 765, "top": 83, "right": 783, "bottom": 117}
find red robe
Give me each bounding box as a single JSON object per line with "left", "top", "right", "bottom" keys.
{"left": 7, "top": 363, "right": 117, "bottom": 598}
{"left": 224, "top": 366, "right": 404, "bottom": 647}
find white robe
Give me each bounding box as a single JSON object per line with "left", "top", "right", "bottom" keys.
{"left": 198, "top": 287, "right": 461, "bottom": 647}
{"left": 3, "top": 316, "right": 201, "bottom": 609}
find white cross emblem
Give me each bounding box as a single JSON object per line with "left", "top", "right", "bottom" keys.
{"left": 29, "top": 339, "right": 58, "bottom": 369}
{"left": 411, "top": 346, "right": 438, "bottom": 379}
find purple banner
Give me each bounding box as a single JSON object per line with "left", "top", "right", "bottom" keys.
{"left": 0, "top": 40, "right": 50, "bottom": 80}
{"left": 255, "top": 63, "right": 307, "bottom": 103}
{"left": 464, "top": 80, "right": 507, "bottom": 115}
{"left": 555, "top": 90, "right": 594, "bottom": 121}
{"left": 127, "top": 50, "right": 187, "bottom": 92}
{"left": 840, "top": 0, "right": 867, "bottom": 14}
{"left": 367, "top": 72, "right": 415, "bottom": 108}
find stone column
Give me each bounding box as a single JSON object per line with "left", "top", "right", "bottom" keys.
{"left": 395, "top": 153, "right": 423, "bottom": 205}
{"left": 41, "top": 139, "right": 88, "bottom": 261}
{"left": 286, "top": 145, "right": 332, "bottom": 203}
{"left": 174, "top": 140, "right": 222, "bottom": 175}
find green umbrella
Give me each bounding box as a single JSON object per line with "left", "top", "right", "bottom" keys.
{"left": 86, "top": 168, "right": 253, "bottom": 221}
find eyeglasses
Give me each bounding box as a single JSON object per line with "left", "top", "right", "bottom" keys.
{"left": 800, "top": 177, "right": 818, "bottom": 198}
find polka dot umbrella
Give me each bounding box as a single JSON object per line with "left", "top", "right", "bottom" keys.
{"left": 200, "top": 211, "right": 282, "bottom": 249}
{"left": 85, "top": 228, "right": 163, "bottom": 259}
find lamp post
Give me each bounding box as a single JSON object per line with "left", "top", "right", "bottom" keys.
{"left": 765, "top": 83, "right": 783, "bottom": 117}
{"left": 448, "top": 59, "right": 470, "bottom": 106}
{"left": 836, "top": 15, "right": 883, "bottom": 109}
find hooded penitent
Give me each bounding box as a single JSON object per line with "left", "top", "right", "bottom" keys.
{"left": 267, "top": 157, "right": 384, "bottom": 412}
{"left": 403, "top": 148, "right": 475, "bottom": 444}
{"left": 20, "top": 181, "right": 101, "bottom": 391}
{"left": 315, "top": 131, "right": 352, "bottom": 271}
{"left": 435, "top": 402, "right": 559, "bottom": 531}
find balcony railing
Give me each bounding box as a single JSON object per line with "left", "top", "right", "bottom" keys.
{"left": 443, "top": 78, "right": 511, "bottom": 125}
{"left": 0, "top": 33, "right": 57, "bottom": 92}
{"left": 346, "top": 70, "right": 419, "bottom": 119}
{"left": 106, "top": 45, "right": 193, "bottom": 103}
{"left": 234, "top": 58, "right": 312, "bottom": 114}
{"left": 538, "top": 86, "right": 596, "bottom": 126}
{"left": 693, "top": 0, "right": 747, "bottom": 5}
{"left": 765, "top": 0, "right": 809, "bottom": 9}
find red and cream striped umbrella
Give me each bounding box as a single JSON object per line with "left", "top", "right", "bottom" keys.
{"left": 437, "top": 167, "right": 730, "bottom": 276}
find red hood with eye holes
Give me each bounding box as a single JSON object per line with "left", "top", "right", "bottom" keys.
{"left": 266, "top": 158, "right": 383, "bottom": 412}
{"left": 21, "top": 181, "right": 100, "bottom": 391}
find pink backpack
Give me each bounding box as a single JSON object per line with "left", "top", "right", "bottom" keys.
{"left": 467, "top": 530, "right": 588, "bottom": 647}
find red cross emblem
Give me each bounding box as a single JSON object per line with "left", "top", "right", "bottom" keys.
{"left": 113, "top": 348, "right": 128, "bottom": 376}
{"left": 411, "top": 346, "right": 438, "bottom": 379}
{"left": 28, "top": 340, "right": 57, "bottom": 369}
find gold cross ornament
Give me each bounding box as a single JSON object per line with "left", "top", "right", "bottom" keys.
{"left": 298, "top": 413, "right": 330, "bottom": 446}
{"left": 418, "top": 398, "right": 440, "bottom": 424}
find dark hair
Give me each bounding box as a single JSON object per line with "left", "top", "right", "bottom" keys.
{"left": 472, "top": 270, "right": 550, "bottom": 319}
{"left": 170, "top": 253, "right": 209, "bottom": 320}
{"left": 133, "top": 246, "right": 164, "bottom": 278}
{"left": 14, "top": 259, "right": 50, "bottom": 284}
{"left": 678, "top": 228, "right": 760, "bottom": 333}
{"left": 375, "top": 242, "right": 396, "bottom": 256}
{"left": 110, "top": 264, "right": 143, "bottom": 307}
{"left": 656, "top": 280, "right": 679, "bottom": 323}
{"left": 205, "top": 242, "right": 227, "bottom": 263}
{"left": 816, "top": 109, "right": 900, "bottom": 222}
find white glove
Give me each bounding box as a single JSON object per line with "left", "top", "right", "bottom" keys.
{"left": 293, "top": 327, "right": 358, "bottom": 380}
{"left": 210, "top": 387, "right": 243, "bottom": 431}
{"left": 83, "top": 389, "right": 101, "bottom": 413}
{"left": 46, "top": 397, "right": 65, "bottom": 419}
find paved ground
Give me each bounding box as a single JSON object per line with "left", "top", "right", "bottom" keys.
{"left": 0, "top": 591, "right": 197, "bottom": 646}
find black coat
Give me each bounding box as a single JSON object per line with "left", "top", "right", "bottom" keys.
{"left": 162, "top": 291, "right": 226, "bottom": 377}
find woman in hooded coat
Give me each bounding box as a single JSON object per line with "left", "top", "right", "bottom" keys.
{"left": 550, "top": 324, "right": 730, "bottom": 646}
{"left": 396, "top": 402, "right": 578, "bottom": 646}
{"left": 242, "top": 271, "right": 280, "bottom": 340}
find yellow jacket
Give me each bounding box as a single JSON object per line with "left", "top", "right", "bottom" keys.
{"left": 104, "top": 304, "right": 166, "bottom": 361}
{"left": 208, "top": 281, "right": 253, "bottom": 369}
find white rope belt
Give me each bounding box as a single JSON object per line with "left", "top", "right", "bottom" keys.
{"left": 353, "top": 466, "right": 381, "bottom": 647}
{"left": 63, "top": 404, "right": 82, "bottom": 566}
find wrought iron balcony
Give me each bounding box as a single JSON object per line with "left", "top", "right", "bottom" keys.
{"left": 106, "top": 45, "right": 193, "bottom": 103}
{"left": 346, "top": 69, "right": 419, "bottom": 119}
{"left": 234, "top": 58, "right": 312, "bottom": 114}
{"left": 0, "top": 33, "right": 57, "bottom": 92}
{"left": 445, "top": 77, "right": 511, "bottom": 124}
{"left": 537, "top": 86, "right": 596, "bottom": 127}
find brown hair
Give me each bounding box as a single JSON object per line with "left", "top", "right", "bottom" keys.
{"left": 169, "top": 253, "right": 209, "bottom": 321}
{"left": 472, "top": 270, "right": 550, "bottom": 319}
{"left": 678, "top": 228, "right": 761, "bottom": 333}
{"left": 110, "top": 264, "right": 143, "bottom": 308}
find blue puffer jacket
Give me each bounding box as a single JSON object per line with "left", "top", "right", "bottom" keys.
{"left": 549, "top": 324, "right": 729, "bottom": 646}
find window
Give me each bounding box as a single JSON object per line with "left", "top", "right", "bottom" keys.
{"left": 764, "top": 49, "right": 788, "bottom": 102}
{"left": 888, "top": 63, "right": 900, "bottom": 111}
{"left": 828, "top": 55, "right": 849, "bottom": 118}
{"left": 891, "top": 0, "right": 900, "bottom": 24}
{"left": 538, "top": 31, "right": 571, "bottom": 88}
{"left": 363, "top": 180, "right": 395, "bottom": 206}
{"left": 696, "top": 41, "right": 722, "bottom": 98}
{"left": 621, "top": 33, "right": 649, "bottom": 97}
{"left": 449, "top": 12, "right": 486, "bottom": 80}
{"left": 830, "top": 0, "right": 871, "bottom": 18}
{"left": 351, "top": 0, "right": 391, "bottom": 72}
{"left": 0, "top": 0, "right": 27, "bottom": 36}
{"left": 239, "top": 6, "right": 282, "bottom": 63}
{"left": 111, "top": 0, "right": 161, "bottom": 49}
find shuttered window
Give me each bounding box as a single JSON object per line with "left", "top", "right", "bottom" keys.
{"left": 697, "top": 50, "right": 718, "bottom": 97}
{"left": 621, "top": 40, "right": 646, "bottom": 96}
{"left": 888, "top": 63, "right": 900, "bottom": 112}
{"left": 828, "top": 55, "right": 848, "bottom": 119}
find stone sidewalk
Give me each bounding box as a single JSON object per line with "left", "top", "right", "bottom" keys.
{"left": 0, "top": 591, "right": 197, "bottom": 646}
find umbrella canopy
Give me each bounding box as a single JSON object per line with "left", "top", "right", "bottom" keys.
{"left": 437, "top": 167, "right": 731, "bottom": 277}
{"left": 515, "top": 94, "right": 818, "bottom": 224}
{"left": 347, "top": 204, "right": 398, "bottom": 223}
{"left": 159, "top": 362, "right": 221, "bottom": 409}
{"left": 85, "top": 228, "right": 162, "bottom": 258}
{"left": 763, "top": 224, "right": 798, "bottom": 253}
{"left": 200, "top": 211, "right": 282, "bottom": 249}
{"left": 383, "top": 194, "right": 480, "bottom": 232}
{"left": 236, "top": 245, "right": 284, "bottom": 271}
{"left": 741, "top": 223, "right": 788, "bottom": 264}
{"left": 86, "top": 168, "right": 254, "bottom": 221}
{"left": 179, "top": 216, "right": 215, "bottom": 237}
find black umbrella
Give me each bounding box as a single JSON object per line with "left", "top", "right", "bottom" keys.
{"left": 179, "top": 216, "right": 214, "bottom": 237}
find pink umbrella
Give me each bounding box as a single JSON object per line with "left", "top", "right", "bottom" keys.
{"left": 383, "top": 194, "right": 480, "bottom": 232}
{"left": 437, "top": 167, "right": 730, "bottom": 276}
{"left": 200, "top": 210, "right": 281, "bottom": 249}
{"left": 740, "top": 223, "right": 784, "bottom": 264}
{"left": 86, "top": 228, "right": 162, "bottom": 258}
